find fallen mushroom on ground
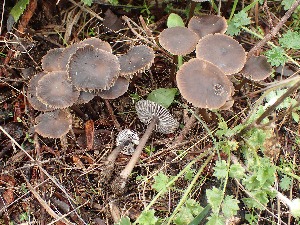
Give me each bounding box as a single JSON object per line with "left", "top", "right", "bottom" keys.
{"left": 111, "top": 100, "right": 178, "bottom": 194}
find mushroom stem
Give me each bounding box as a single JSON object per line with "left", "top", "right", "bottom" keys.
{"left": 106, "top": 143, "right": 125, "bottom": 165}
{"left": 120, "top": 116, "right": 159, "bottom": 179}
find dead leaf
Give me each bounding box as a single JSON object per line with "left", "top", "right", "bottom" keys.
{"left": 85, "top": 120, "right": 95, "bottom": 150}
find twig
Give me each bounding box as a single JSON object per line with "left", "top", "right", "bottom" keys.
{"left": 68, "top": 0, "right": 103, "bottom": 21}
{"left": 104, "top": 99, "right": 121, "bottom": 131}
{"left": 17, "top": 0, "right": 38, "bottom": 35}
{"left": 248, "top": 0, "right": 300, "bottom": 57}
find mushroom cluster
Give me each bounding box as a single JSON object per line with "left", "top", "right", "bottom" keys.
{"left": 157, "top": 14, "right": 272, "bottom": 110}
{"left": 28, "top": 38, "right": 155, "bottom": 138}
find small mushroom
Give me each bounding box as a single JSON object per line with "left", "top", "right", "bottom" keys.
{"left": 196, "top": 34, "right": 247, "bottom": 75}
{"left": 111, "top": 100, "right": 178, "bottom": 194}
{"left": 41, "top": 48, "right": 64, "bottom": 72}
{"left": 80, "top": 37, "right": 112, "bottom": 53}
{"left": 36, "top": 71, "right": 80, "bottom": 109}
{"left": 27, "top": 72, "right": 55, "bottom": 111}
{"left": 34, "top": 109, "right": 72, "bottom": 138}
{"left": 241, "top": 55, "right": 272, "bottom": 81}
{"left": 176, "top": 58, "right": 232, "bottom": 109}
{"left": 75, "top": 91, "right": 96, "bottom": 105}
{"left": 118, "top": 45, "right": 155, "bottom": 78}
{"left": 188, "top": 15, "right": 227, "bottom": 39}
{"left": 68, "top": 45, "right": 120, "bottom": 91}
{"left": 96, "top": 77, "right": 129, "bottom": 99}
{"left": 100, "top": 129, "right": 139, "bottom": 182}
{"left": 159, "top": 27, "right": 198, "bottom": 56}
{"left": 58, "top": 43, "right": 83, "bottom": 71}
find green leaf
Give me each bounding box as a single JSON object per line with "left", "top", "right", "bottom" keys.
{"left": 173, "top": 207, "right": 194, "bottom": 225}
{"left": 184, "top": 168, "right": 195, "bottom": 181}
{"left": 152, "top": 172, "right": 171, "bottom": 192}
{"left": 265, "top": 47, "right": 288, "bottom": 67}
{"left": 206, "top": 214, "right": 225, "bottom": 225}
{"left": 280, "top": 175, "right": 292, "bottom": 191}
{"left": 9, "top": 0, "right": 29, "bottom": 22}
{"left": 147, "top": 88, "right": 177, "bottom": 108}
{"left": 81, "top": 0, "right": 93, "bottom": 6}
{"left": 221, "top": 195, "right": 239, "bottom": 218}
{"left": 187, "top": 205, "right": 211, "bottom": 225}
{"left": 292, "top": 111, "right": 300, "bottom": 123}
{"left": 185, "top": 199, "right": 203, "bottom": 216}
{"left": 281, "top": 0, "right": 300, "bottom": 11}
{"left": 206, "top": 187, "right": 223, "bottom": 213}
{"left": 137, "top": 210, "right": 158, "bottom": 225}
{"left": 279, "top": 30, "right": 300, "bottom": 49}
{"left": 115, "top": 216, "right": 131, "bottom": 225}
{"left": 167, "top": 13, "right": 185, "bottom": 28}
{"left": 226, "top": 11, "right": 251, "bottom": 36}
{"left": 229, "top": 163, "right": 245, "bottom": 180}
{"left": 213, "top": 160, "right": 228, "bottom": 179}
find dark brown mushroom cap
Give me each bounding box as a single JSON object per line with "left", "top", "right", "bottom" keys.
{"left": 118, "top": 45, "right": 155, "bottom": 77}
{"left": 159, "top": 27, "right": 198, "bottom": 55}
{"left": 176, "top": 58, "right": 232, "bottom": 109}
{"left": 188, "top": 15, "right": 227, "bottom": 39}
{"left": 135, "top": 100, "right": 179, "bottom": 134}
{"left": 35, "top": 109, "right": 72, "bottom": 138}
{"left": 41, "top": 48, "right": 64, "bottom": 72}
{"left": 241, "top": 55, "right": 272, "bottom": 81}
{"left": 58, "top": 43, "right": 83, "bottom": 70}
{"left": 80, "top": 37, "right": 112, "bottom": 53}
{"left": 36, "top": 71, "right": 80, "bottom": 109}
{"left": 97, "top": 77, "right": 129, "bottom": 99}
{"left": 75, "top": 91, "right": 95, "bottom": 105}
{"left": 27, "top": 72, "right": 54, "bottom": 111}
{"left": 196, "top": 34, "right": 246, "bottom": 75}
{"left": 68, "top": 45, "right": 120, "bottom": 91}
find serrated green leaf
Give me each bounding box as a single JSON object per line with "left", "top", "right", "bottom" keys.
{"left": 206, "top": 214, "right": 225, "bottom": 225}
{"left": 281, "top": 0, "right": 300, "bottom": 11}
{"left": 265, "top": 47, "right": 288, "bottom": 67}
{"left": 147, "top": 88, "right": 177, "bottom": 108}
{"left": 279, "top": 30, "right": 300, "bottom": 49}
{"left": 167, "top": 13, "right": 185, "bottom": 28}
{"left": 213, "top": 160, "right": 228, "bottom": 179}
{"left": 81, "top": 0, "right": 93, "bottom": 6}
{"left": 115, "top": 216, "right": 131, "bottom": 225}
{"left": 9, "top": 0, "right": 29, "bottom": 22}
{"left": 226, "top": 11, "right": 251, "bottom": 36}
{"left": 221, "top": 195, "right": 239, "bottom": 218}
{"left": 173, "top": 207, "right": 194, "bottom": 225}
{"left": 152, "top": 172, "right": 170, "bottom": 192}
{"left": 229, "top": 163, "right": 245, "bottom": 180}
{"left": 280, "top": 175, "right": 292, "bottom": 191}
{"left": 206, "top": 188, "right": 223, "bottom": 213}
{"left": 185, "top": 199, "right": 203, "bottom": 216}
{"left": 137, "top": 210, "right": 158, "bottom": 225}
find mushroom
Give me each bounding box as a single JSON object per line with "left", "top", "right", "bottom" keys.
{"left": 41, "top": 48, "right": 64, "bottom": 72}
{"left": 196, "top": 33, "right": 247, "bottom": 75}
{"left": 100, "top": 129, "right": 139, "bottom": 182}
{"left": 96, "top": 77, "right": 129, "bottom": 99}
{"left": 34, "top": 109, "right": 72, "bottom": 138}
{"left": 159, "top": 27, "right": 198, "bottom": 56}
{"left": 58, "top": 42, "right": 83, "bottom": 71}
{"left": 67, "top": 45, "right": 120, "bottom": 92}
{"left": 176, "top": 58, "right": 232, "bottom": 109}
{"left": 241, "top": 55, "right": 272, "bottom": 81}
{"left": 111, "top": 100, "right": 178, "bottom": 194}
{"left": 188, "top": 15, "right": 227, "bottom": 39}
{"left": 118, "top": 45, "right": 155, "bottom": 78}
{"left": 80, "top": 37, "right": 112, "bottom": 53}
{"left": 27, "top": 72, "right": 54, "bottom": 112}
{"left": 75, "top": 91, "right": 96, "bottom": 105}
{"left": 36, "top": 71, "right": 80, "bottom": 109}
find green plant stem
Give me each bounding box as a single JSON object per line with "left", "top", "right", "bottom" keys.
{"left": 276, "top": 166, "right": 300, "bottom": 182}
{"left": 228, "top": 0, "right": 238, "bottom": 21}
{"left": 242, "top": 26, "right": 300, "bottom": 67}
{"left": 133, "top": 149, "right": 212, "bottom": 225}
{"left": 166, "top": 153, "right": 214, "bottom": 224}
{"left": 177, "top": 55, "right": 183, "bottom": 68}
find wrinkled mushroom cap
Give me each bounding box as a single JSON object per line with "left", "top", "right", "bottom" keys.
{"left": 196, "top": 34, "right": 246, "bottom": 75}
{"left": 135, "top": 100, "right": 179, "bottom": 134}
{"left": 68, "top": 45, "right": 120, "bottom": 91}
{"left": 188, "top": 15, "right": 227, "bottom": 39}
{"left": 176, "top": 58, "right": 232, "bottom": 109}
{"left": 36, "top": 71, "right": 80, "bottom": 109}
{"left": 35, "top": 110, "right": 72, "bottom": 138}
{"left": 41, "top": 48, "right": 64, "bottom": 72}
{"left": 27, "top": 72, "right": 55, "bottom": 111}
{"left": 97, "top": 77, "right": 129, "bottom": 99}
{"left": 241, "top": 55, "right": 272, "bottom": 81}
{"left": 80, "top": 37, "right": 112, "bottom": 53}
{"left": 159, "top": 27, "right": 198, "bottom": 55}
{"left": 118, "top": 45, "right": 155, "bottom": 77}
{"left": 116, "top": 129, "right": 139, "bottom": 155}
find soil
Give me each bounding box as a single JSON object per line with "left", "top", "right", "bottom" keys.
{"left": 0, "top": 0, "right": 299, "bottom": 225}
